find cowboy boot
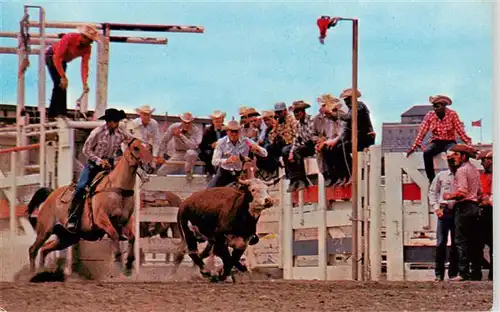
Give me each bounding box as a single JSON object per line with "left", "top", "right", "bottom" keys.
{"left": 66, "top": 189, "right": 86, "bottom": 233}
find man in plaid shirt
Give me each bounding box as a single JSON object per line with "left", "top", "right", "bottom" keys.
{"left": 408, "top": 95, "right": 471, "bottom": 183}
{"left": 443, "top": 144, "right": 482, "bottom": 281}
{"left": 283, "top": 101, "right": 315, "bottom": 192}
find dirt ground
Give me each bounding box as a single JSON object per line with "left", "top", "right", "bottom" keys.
{"left": 0, "top": 279, "right": 493, "bottom": 312}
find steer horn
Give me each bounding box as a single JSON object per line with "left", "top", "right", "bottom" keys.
{"left": 264, "top": 174, "right": 285, "bottom": 186}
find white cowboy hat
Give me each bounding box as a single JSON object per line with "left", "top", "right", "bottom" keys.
{"left": 136, "top": 105, "right": 156, "bottom": 115}
{"left": 76, "top": 24, "right": 100, "bottom": 41}
{"left": 180, "top": 112, "right": 194, "bottom": 123}
{"left": 209, "top": 110, "right": 226, "bottom": 119}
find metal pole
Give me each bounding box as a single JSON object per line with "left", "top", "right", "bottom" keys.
{"left": 38, "top": 7, "right": 47, "bottom": 187}
{"left": 351, "top": 18, "right": 359, "bottom": 281}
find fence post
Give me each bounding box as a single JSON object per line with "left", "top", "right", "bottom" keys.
{"left": 9, "top": 151, "right": 17, "bottom": 235}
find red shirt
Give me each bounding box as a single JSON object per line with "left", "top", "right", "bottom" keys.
{"left": 51, "top": 33, "right": 92, "bottom": 84}
{"left": 453, "top": 160, "right": 481, "bottom": 202}
{"left": 412, "top": 108, "right": 471, "bottom": 150}
{"left": 480, "top": 172, "right": 493, "bottom": 205}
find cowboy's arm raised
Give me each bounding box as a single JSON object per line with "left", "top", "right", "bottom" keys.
{"left": 82, "top": 127, "right": 104, "bottom": 165}
{"left": 179, "top": 125, "right": 202, "bottom": 150}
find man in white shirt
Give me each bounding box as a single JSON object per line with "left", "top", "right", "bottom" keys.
{"left": 208, "top": 120, "right": 268, "bottom": 188}
{"left": 157, "top": 112, "right": 202, "bottom": 179}
{"left": 130, "top": 105, "right": 162, "bottom": 161}
{"left": 428, "top": 153, "right": 460, "bottom": 281}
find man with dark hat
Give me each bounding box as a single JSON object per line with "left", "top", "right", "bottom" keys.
{"left": 65, "top": 108, "right": 129, "bottom": 233}
{"left": 283, "top": 100, "right": 315, "bottom": 192}
{"left": 408, "top": 95, "right": 471, "bottom": 183}
{"left": 443, "top": 144, "right": 482, "bottom": 281}
{"left": 477, "top": 149, "right": 493, "bottom": 280}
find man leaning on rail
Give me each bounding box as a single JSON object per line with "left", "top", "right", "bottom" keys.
{"left": 63, "top": 108, "right": 130, "bottom": 234}
{"left": 45, "top": 24, "right": 100, "bottom": 119}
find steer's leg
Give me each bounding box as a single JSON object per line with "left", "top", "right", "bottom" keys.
{"left": 213, "top": 240, "right": 233, "bottom": 283}
{"left": 185, "top": 231, "right": 211, "bottom": 278}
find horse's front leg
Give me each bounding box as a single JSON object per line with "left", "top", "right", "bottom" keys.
{"left": 94, "top": 213, "right": 122, "bottom": 268}
{"left": 122, "top": 218, "right": 136, "bottom": 276}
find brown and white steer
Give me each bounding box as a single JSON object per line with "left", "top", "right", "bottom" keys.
{"left": 173, "top": 177, "right": 281, "bottom": 282}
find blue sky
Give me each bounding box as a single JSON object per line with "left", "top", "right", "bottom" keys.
{"left": 0, "top": 0, "right": 493, "bottom": 144}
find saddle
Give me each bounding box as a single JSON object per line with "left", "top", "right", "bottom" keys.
{"left": 60, "top": 171, "right": 110, "bottom": 204}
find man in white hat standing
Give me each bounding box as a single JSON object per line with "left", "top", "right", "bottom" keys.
{"left": 199, "top": 110, "right": 227, "bottom": 179}
{"left": 45, "top": 24, "right": 100, "bottom": 119}
{"left": 130, "top": 105, "right": 161, "bottom": 161}
{"left": 157, "top": 112, "right": 202, "bottom": 179}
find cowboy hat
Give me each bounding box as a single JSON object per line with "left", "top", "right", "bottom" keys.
{"left": 318, "top": 93, "right": 339, "bottom": 106}
{"left": 135, "top": 105, "right": 155, "bottom": 115}
{"left": 224, "top": 120, "right": 241, "bottom": 131}
{"left": 290, "top": 100, "right": 311, "bottom": 111}
{"left": 477, "top": 149, "right": 493, "bottom": 159}
{"left": 429, "top": 95, "right": 452, "bottom": 106}
{"left": 262, "top": 110, "right": 275, "bottom": 118}
{"left": 179, "top": 112, "right": 194, "bottom": 123}
{"left": 244, "top": 108, "right": 260, "bottom": 117}
{"left": 239, "top": 106, "right": 249, "bottom": 116}
{"left": 209, "top": 110, "right": 226, "bottom": 119}
{"left": 448, "top": 144, "right": 477, "bottom": 158}
{"left": 76, "top": 24, "right": 100, "bottom": 41}
{"left": 339, "top": 88, "right": 362, "bottom": 99}
{"left": 98, "top": 108, "right": 127, "bottom": 122}
{"left": 274, "top": 102, "right": 287, "bottom": 112}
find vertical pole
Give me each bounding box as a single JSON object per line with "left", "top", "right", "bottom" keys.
{"left": 17, "top": 35, "right": 26, "bottom": 176}
{"left": 351, "top": 18, "right": 359, "bottom": 281}
{"left": 38, "top": 7, "right": 46, "bottom": 187}
{"left": 368, "top": 146, "right": 382, "bottom": 281}
{"left": 134, "top": 178, "right": 141, "bottom": 274}
{"left": 282, "top": 178, "right": 293, "bottom": 279}
{"left": 10, "top": 151, "right": 17, "bottom": 235}
{"left": 317, "top": 172, "right": 327, "bottom": 280}
{"left": 95, "top": 24, "right": 110, "bottom": 119}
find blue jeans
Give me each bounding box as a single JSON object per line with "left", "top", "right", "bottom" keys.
{"left": 435, "top": 209, "right": 458, "bottom": 278}
{"left": 75, "top": 162, "right": 102, "bottom": 192}
{"left": 423, "top": 140, "right": 456, "bottom": 183}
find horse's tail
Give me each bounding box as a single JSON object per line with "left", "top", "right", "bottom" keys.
{"left": 26, "top": 187, "right": 54, "bottom": 229}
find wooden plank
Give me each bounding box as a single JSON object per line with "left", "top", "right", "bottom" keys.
{"left": 142, "top": 175, "right": 208, "bottom": 193}
{"left": 139, "top": 237, "right": 182, "bottom": 253}
{"left": 292, "top": 238, "right": 352, "bottom": 256}
{"left": 291, "top": 208, "right": 352, "bottom": 230}
{"left": 140, "top": 207, "right": 178, "bottom": 222}
{"left": 291, "top": 265, "right": 352, "bottom": 281}
{"left": 0, "top": 174, "right": 40, "bottom": 189}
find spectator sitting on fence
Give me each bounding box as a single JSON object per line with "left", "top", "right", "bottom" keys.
{"left": 130, "top": 105, "right": 162, "bottom": 163}
{"left": 283, "top": 101, "right": 315, "bottom": 193}
{"left": 330, "top": 88, "right": 376, "bottom": 187}
{"left": 157, "top": 112, "right": 202, "bottom": 180}
{"left": 267, "top": 102, "right": 297, "bottom": 175}
{"left": 315, "top": 94, "right": 347, "bottom": 187}
{"left": 477, "top": 149, "right": 493, "bottom": 280}
{"left": 199, "top": 110, "right": 227, "bottom": 179}
{"left": 428, "top": 152, "right": 459, "bottom": 281}
{"left": 407, "top": 95, "right": 471, "bottom": 183}
{"left": 256, "top": 110, "right": 280, "bottom": 180}
{"left": 443, "top": 144, "right": 482, "bottom": 281}
{"left": 208, "top": 120, "right": 268, "bottom": 188}
{"left": 45, "top": 24, "right": 100, "bottom": 119}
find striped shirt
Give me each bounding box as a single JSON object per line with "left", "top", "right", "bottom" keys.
{"left": 159, "top": 122, "right": 202, "bottom": 155}
{"left": 82, "top": 124, "right": 129, "bottom": 165}
{"left": 291, "top": 114, "right": 314, "bottom": 152}
{"left": 453, "top": 160, "right": 482, "bottom": 202}
{"left": 212, "top": 136, "right": 268, "bottom": 171}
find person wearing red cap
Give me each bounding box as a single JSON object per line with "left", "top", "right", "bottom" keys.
{"left": 443, "top": 144, "right": 482, "bottom": 281}
{"left": 477, "top": 150, "right": 493, "bottom": 280}
{"left": 407, "top": 95, "right": 472, "bottom": 183}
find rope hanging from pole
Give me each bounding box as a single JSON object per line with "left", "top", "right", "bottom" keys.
{"left": 18, "top": 12, "right": 31, "bottom": 77}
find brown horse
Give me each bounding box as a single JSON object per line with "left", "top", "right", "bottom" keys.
{"left": 27, "top": 138, "right": 155, "bottom": 276}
